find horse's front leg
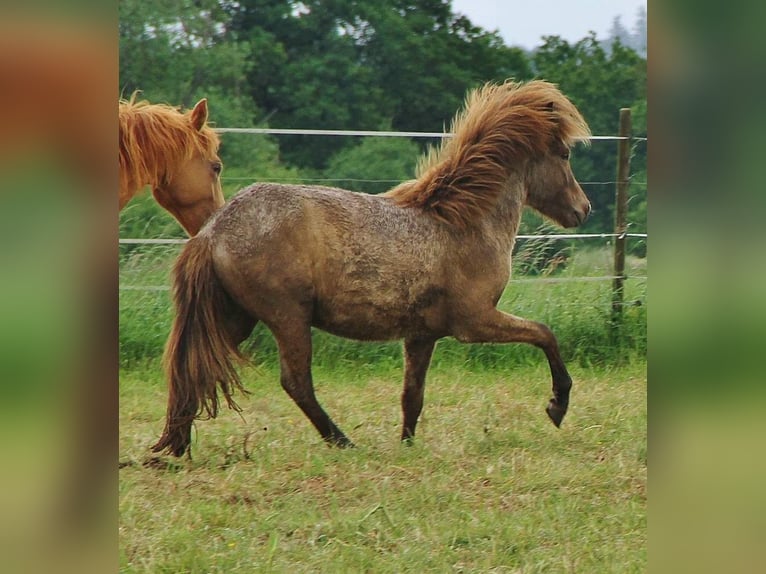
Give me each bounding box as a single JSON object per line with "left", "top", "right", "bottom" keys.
{"left": 400, "top": 338, "right": 437, "bottom": 443}
{"left": 454, "top": 309, "right": 572, "bottom": 428}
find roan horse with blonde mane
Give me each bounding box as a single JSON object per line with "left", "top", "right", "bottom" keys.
{"left": 119, "top": 94, "right": 224, "bottom": 235}
{"left": 152, "top": 80, "right": 592, "bottom": 457}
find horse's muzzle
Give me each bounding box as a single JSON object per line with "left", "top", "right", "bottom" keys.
{"left": 575, "top": 201, "right": 591, "bottom": 226}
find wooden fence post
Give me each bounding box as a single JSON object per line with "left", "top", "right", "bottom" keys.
{"left": 612, "top": 108, "right": 632, "bottom": 331}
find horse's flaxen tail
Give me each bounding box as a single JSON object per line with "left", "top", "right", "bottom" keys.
{"left": 151, "top": 233, "right": 247, "bottom": 457}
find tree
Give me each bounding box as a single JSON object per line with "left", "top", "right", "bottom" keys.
{"left": 224, "top": 0, "right": 532, "bottom": 169}
{"left": 223, "top": 0, "right": 391, "bottom": 168}
{"left": 119, "top": 0, "right": 251, "bottom": 106}
{"left": 631, "top": 6, "right": 647, "bottom": 57}
{"left": 607, "top": 15, "right": 631, "bottom": 49}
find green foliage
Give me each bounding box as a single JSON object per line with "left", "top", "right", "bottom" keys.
{"left": 217, "top": 132, "right": 304, "bottom": 197}
{"left": 119, "top": 0, "right": 252, "bottom": 105}
{"left": 322, "top": 136, "right": 420, "bottom": 194}
{"left": 224, "top": 0, "right": 533, "bottom": 169}
{"left": 119, "top": 193, "right": 186, "bottom": 240}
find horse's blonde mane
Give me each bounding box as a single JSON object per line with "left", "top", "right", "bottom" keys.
{"left": 118, "top": 93, "right": 220, "bottom": 201}
{"left": 384, "top": 80, "right": 591, "bottom": 228}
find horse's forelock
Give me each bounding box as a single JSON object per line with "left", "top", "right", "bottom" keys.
{"left": 118, "top": 97, "right": 220, "bottom": 194}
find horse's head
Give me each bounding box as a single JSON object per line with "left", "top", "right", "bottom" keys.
{"left": 525, "top": 138, "right": 591, "bottom": 229}
{"left": 151, "top": 99, "right": 225, "bottom": 236}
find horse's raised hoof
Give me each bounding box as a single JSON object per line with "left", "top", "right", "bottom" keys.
{"left": 546, "top": 399, "right": 567, "bottom": 428}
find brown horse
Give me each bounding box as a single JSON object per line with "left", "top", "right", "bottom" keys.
{"left": 152, "top": 80, "right": 592, "bottom": 457}
{"left": 119, "top": 94, "right": 224, "bottom": 236}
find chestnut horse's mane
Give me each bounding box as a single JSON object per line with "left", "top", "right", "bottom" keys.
{"left": 384, "top": 80, "right": 591, "bottom": 228}
{"left": 118, "top": 93, "right": 220, "bottom": 202}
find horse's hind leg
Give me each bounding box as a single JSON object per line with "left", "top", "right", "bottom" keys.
{"left": 401, "top": 338, "right": 436, "bottom": 443}
{"left": 455, "top": 309, "right": 572, "bottom": 428}
{"left": 223, "top": 305, "right": 257, "bottom": 348}
{"left": 272, "top": 321, "right": 353, "bottom": 447}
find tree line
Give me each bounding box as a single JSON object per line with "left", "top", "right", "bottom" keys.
{"left": 119, "top": 0, "right": 646, "bottom": 248}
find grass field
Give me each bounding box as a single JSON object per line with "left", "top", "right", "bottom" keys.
{"left": 120, "top": 361, "right": 645, "bottom": 572}
{"left": 119, "top": 244, "right": 646, "bottom": 572}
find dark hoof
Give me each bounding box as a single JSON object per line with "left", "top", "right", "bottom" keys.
{"left": 546, "top": 399, "right": 567, "bottom": 428}
{"left": 328, "top": 435, "right": 355, "bottom": 448}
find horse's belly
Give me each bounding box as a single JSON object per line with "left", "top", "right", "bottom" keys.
{"left": 312, "top": 292, "right": 446, "bottom": 341}
{"left": 312, "top": 303, "right": 408, "bottom": 341}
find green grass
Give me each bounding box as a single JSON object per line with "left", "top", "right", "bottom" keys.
{"left": 120, "top": 360, "right": 646, "bottom": 572}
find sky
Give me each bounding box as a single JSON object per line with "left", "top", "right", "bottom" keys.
{"left": 450, "top": 0, "right": 647, "bottom": 50}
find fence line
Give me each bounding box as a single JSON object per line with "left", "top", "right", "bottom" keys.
{"left": 119, "top": 233, "right": 647, "bottom": 246}
{"left": 510, "top": 275, "right": 646, "bottom": 284}
{"left": 120, "top": 238, "right": 188, "bottom": 245}
{"left": 216, "top": 126, "right": 647, "bottom": 142}
{"left": 517, "top": 233, "right": 646, "bottom": 240}
{"left": 217, "top": 177, "right": 648, "bottom": 187}
{"left": 120, "top": 275, "right": 646, "bottom": 292}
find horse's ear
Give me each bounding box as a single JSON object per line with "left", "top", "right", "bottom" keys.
{"left": 190, "top": 98, "right": 209, "bottom": 131}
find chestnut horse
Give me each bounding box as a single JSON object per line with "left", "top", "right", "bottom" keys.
{"left": 119, "top": 94, "right": 224, "bottom": 235}
{"left": 153, "top": 80, "right": 592, "bottom": 457}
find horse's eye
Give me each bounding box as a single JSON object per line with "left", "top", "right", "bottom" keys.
{"left": 561, "top": 150, "right": 570, "bottom": 161}
{"left": 212, "top": 162, "right": 222, "bottom": 175}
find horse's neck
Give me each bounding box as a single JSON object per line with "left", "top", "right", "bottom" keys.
{"left": 483, "top": 176, "right": 526, "bottom": 250}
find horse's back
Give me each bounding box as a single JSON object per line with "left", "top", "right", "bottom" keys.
{"left": 206, "top": 183, "right": 452, "bottom": 340}
{"left": 208, "top": 182, "right": 441, "bottom": 265}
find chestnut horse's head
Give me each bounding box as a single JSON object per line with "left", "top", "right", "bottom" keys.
{"left": 119, "top": 96, "right": 225, "bottom": 235}
{"left": 525, "top": 137, "right": 591, "bottom": 229}
{"left": 151, "top": 99, "right": 224, "bottom": 236}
